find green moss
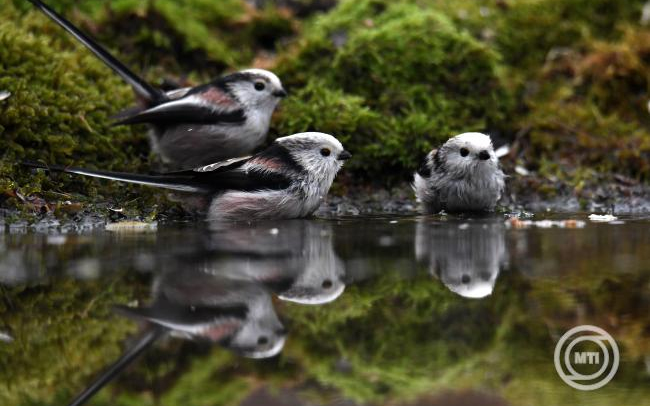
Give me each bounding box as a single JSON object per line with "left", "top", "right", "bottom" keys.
{"left": 0, "top": 2, "right": 166, "bottom": 213}
{"left": 3, "top": 0, "right": 650, "bottom": 213}
{"left": 273, "top": 80, "right": 384, "bottom": 172}
{"left": 518, "top": 25, "right": 650, "bottom": 182}
{"left": 493, "top": 0, "right": 642, "bottom": 70}
{"left": 273, "top": 0, "right": 511, "bottom": 182}
{"left": 9, "top": 0, "right": 295, "bottom": 77}
{"left": 0, "top": 0, "right": 296, "bottom": 218}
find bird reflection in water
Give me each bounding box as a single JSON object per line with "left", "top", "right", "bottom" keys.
{"left": 118, "top": 269, "right": 287, "bottom": 359}
{"left": 207, "top": 220, "right": 346, "bottom": 305}
{"left": 66, "top": 220, "right": 345, "bottom": 406}
{"left": 415, "top": 219, "right": 507, "bottom": 299}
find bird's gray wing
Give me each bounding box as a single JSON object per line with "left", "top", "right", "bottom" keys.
{"left": 114, "top": 88, "right": 245, "bottom": 126}
{"left": 23, "top": 142, "right": 297, "bottom": 194}
{"left": 185, "top": 143, "right": 303, "bottom": 192}
{"left": 164, "top": 87, "right": 192, "bottom": 100}
{"left": 114, "top": 303, "right": 247, "bottom": 331}
{"left": 193, "top": 165, "right": 293, "bottom": 193}
{"left": 193, "top": 156, "right": 252, "bottom": 173}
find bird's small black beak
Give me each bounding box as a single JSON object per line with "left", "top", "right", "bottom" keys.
{"left": 478, "top": 150, "right": 490, "bottom": 161}
{"left": 338, "top": 150, "right": 352, "bottom": 161}
{"left": 273, "top": 89, "right": 288, "bottom": 98}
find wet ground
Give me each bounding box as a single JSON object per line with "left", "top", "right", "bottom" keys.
{"left": 1, "top": 212, "right": 649, "bottom": 406}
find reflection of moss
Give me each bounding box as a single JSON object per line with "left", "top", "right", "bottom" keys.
{"left": 273, "top": 0, "right": 511, "bottom": 181}
{"left": 0, "top": 277, "right": 141, "bottom": 405}
{"left": 3, "top": 259, "right": 650, "bottom": 406}
{"left": 272, "top": 268, "right": 523, "bottom": 403}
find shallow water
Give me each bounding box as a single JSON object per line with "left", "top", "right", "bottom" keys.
{"left": 1, "top": 213, "right": 649, "bottom": 406}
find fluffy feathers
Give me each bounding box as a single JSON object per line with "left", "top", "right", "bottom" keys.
{"left": 413, "top": 132, "right": 505, "bottom": 213}
{"left": 28, "top": 0, "right": 286, "bottom": 169}
{"left": 26, "top": 132, "right": 350, "bottom": 221}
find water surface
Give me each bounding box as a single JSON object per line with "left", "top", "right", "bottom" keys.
{"left": 1, "top": 213, "right": 649, "bottom": 406}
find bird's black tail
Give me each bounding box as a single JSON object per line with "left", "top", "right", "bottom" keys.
{"left": 27, "top": 0, "right": 164, "bottom": 104}
{"left": 23, "top": 161, "right": 209, "bottom": 193}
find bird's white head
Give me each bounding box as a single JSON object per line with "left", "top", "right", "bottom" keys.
{"left": 223, "top": 68, "right": 287, "bottom": 111}
{"left": 228, "top": 292, "right": 287, "bottom": 359}
{"left": 438, "top": 132, "right": 499, "bottom": 174}
{"left": 276, "top": 132, "right": 351, "bottom": 180}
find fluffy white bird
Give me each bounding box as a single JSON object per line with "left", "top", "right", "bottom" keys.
{"left": 25, "top": 132, "right": 351, "bottom": 221}
{"left": 413, "top": 132, "right": 505, "bottom": 213}
{"left": 28, "top": 0, "right": 286, "bottom": 169}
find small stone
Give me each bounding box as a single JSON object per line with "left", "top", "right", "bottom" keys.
{"left": 588, "top": 214, "right": 618, "bottom": 223}
{"left": 105, "top": 221, "right": 158, "bottom": 232}
{"left": 515, "top": 165, "right": 530, "bottom": 176}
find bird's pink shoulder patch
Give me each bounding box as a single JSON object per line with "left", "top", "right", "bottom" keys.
{"left": 249, "top": 157, "right": 283, "bottom": 171}
{"left": 200, "top": 88, "right": 237, "bottom": 107}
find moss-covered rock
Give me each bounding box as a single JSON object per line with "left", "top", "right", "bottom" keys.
{"left": 273, "top": 0, "right": 511, "bottom": 181}
{"left": 492, "top": 0, "right": 643, "bottom": 71}
{"left": 8, "top": 0, "right": 296, "bottom": 77}
{"left": 517, "top": 26, "right": 650, "bottom": 182}
{"left": 2, "top": 0, "right": 650, "bottom": 215}
{"left": 0, "top": 0, "right": 294, "bottom": 218}
{"left": 0, "top": 2, "right": 161, "bottom": 214}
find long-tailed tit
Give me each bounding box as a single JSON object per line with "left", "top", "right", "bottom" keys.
{"left": 25, "top": 132, "right": 351, "bottom": 221}
{"left": 413, "top": 132, "right": 505, "bottom": 213}
{"left": 28, "top": 0, "right": 287, "bottom": 169}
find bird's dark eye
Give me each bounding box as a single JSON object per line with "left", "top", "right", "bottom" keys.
{"left": 254, "top": 82, "right": 265, "bottom": 91}
{"left": 322, "top": 279, "right": 333, "bottom": 289}
{"left": 320, "top": 148, "right": 331, "bottom": 157}
{"left": 460, "top": 148, "right": 470, "bottom": 157}
{"left": 257, "top": 336, "right": 269, "bottom": 345}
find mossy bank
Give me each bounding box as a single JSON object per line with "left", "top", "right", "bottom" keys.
{"left": 1, "top": 0, "right": 649, "bottom": 220}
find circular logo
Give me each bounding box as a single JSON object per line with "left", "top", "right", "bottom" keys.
{"left": 554, "top": 325, "right": 619, "bottom": 390}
